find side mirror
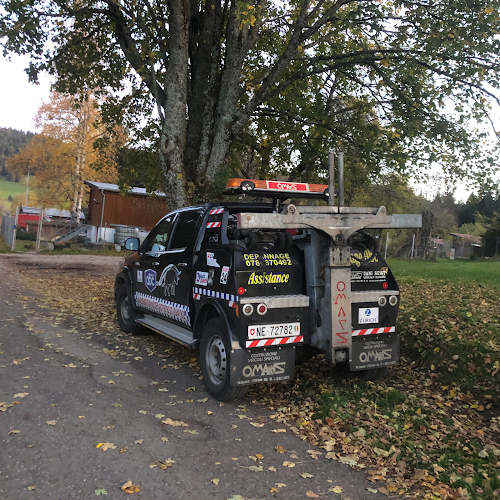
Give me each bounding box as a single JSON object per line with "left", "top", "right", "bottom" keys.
{"left": 124, "top": 237, "right": 140, "bottom": 251}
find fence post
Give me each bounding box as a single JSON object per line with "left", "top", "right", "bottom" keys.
{"left": 411, "top": 233, "right": 415, "bottom": 259}
{"left": 11, "top": 206, "right": 19, "bottom": 252}
{"left": 35, "top": 208, "right": 43, "bottom": 253}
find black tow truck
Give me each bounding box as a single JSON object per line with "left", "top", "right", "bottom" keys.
{"left": 115, "top": 173, "right": 421, "bottom": 401}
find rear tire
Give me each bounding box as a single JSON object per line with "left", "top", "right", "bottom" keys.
{"left": 200, "top": 318, "right": 248, "bottom": 402}
{"left": 116, "top": 283, "right": 141, "bottom": 335}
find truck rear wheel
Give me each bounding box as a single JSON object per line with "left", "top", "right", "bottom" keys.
{"left": 200, "top": 318, "right": 248, "bottom": 402}
{"left": 116, "top": 283, "right": 141, "bottom": 335}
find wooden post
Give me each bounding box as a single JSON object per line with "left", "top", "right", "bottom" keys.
{"left": 11, "top": 205, "right": 19, "bottom": 252}
{"left": 35, "top": 208, "right": 43, "bottom": 253}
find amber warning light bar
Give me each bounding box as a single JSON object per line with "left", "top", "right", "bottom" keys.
{"left": 225, "top": 178, "right": 329, "bottom": 199}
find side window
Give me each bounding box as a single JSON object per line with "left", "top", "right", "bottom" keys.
{"left": 142, "top": 214, "right": 176, "bottom": 253}
{"left": 169, "top": 209, "right": 204, "bottom": 250}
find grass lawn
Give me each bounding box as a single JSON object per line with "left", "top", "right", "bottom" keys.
{"left": 387, "top": 257, "right": 500, "bottom": 288}
{"left": 0, "top": 179, "right": 25, "bottom": 208}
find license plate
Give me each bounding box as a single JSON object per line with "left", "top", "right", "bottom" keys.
{"left": 359, "top": 307, "right": 379, "bottom": 324}
{"left": 247, "top": 322, "right": 300, "bottom": 339}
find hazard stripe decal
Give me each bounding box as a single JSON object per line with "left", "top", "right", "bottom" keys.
{"left": 246, "top": 336, "right": 303, "bottom": 348}
{"left": 209, "top": 208, "right": 224, "bottom": 214}
{"left": 193, "top": 287, "right": 238, "bottom": 303}
{"left": 351, "top": 326, "right": 395, "bottom": 336}
{"left": 206, "top": 222, "right": 221, "bottom": 228}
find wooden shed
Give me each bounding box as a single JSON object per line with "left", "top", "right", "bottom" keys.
{"left": 84, "top": 181, "right": 169, "bottom": 243}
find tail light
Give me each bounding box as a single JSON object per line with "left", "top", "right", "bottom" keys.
{"left": 257, "top": 303, "right": 268, "bottom": 315}
{"left": 242, "top": 304, "right": 254, "bottom": 316}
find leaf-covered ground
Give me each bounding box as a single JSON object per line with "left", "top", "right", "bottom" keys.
{"left": 14, "top": 265, "right": 500, "bottom": 500}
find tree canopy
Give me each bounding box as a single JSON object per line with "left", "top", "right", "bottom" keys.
{"left": 2, "top": 0, "right": 500, "bottom": 208}
{"left": 6, "top": 92, "right": 121, "bottom": 213}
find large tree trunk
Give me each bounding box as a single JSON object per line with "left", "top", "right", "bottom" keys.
{"left": 158, "top": 0, "right": 190, "bottom": 211}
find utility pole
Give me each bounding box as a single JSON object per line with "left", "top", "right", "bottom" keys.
{"left": 25, "top": 167, "right": 30, "bottom": 207}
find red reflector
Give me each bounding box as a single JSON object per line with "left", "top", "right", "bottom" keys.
{"left": 238, "top": 287, "right": 245, "bottom": 295}
{"left": 383, "top": 282, "right": 388, "bottom": 289}
{"left": 258, "top": 304, "right": 266, "bottom": 314}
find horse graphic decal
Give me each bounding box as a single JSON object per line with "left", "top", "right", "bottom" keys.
{"left": 157, "top": 264, "right": 182, "bottom": 296}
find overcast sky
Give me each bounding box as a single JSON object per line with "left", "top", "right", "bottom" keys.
{"left": 0, "top": 54, "right": 53, "bottom": 132}
{"left": 0, "top": 53, "right": 484, "bottom": 202}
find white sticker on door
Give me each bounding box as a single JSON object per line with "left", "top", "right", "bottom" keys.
{"left": 206, "top": 252, "right": 220, "bottom": 267}
{"left": 195, "top": 271, "right": 209, "bottom": 286}
{"left": 220, "top": 266, "right": 230, "bottom": 284}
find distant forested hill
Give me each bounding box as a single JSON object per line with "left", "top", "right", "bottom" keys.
{"left": 0, "top": 128, "right": 35, "bottom": 180}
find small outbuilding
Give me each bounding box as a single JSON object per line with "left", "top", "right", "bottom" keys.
{"left": 450, "top": 232, "right": 482, "bottom": 259}
{"left": 84, "top": 181, "right": 169, "bottom": 244}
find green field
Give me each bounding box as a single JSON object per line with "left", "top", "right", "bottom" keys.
{"left": 387, "top": 257, "right": 500, "bottom": 288}
{"left": 0, "top": 179, "right": 25, "bottom": 208}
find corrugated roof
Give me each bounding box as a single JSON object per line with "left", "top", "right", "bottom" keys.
{"left": 84, "top": 181, "right": 165, "bottom": 198}
{"left": 21, "top": 206, "right": 71, "bottom": 218}
{"left": 450, "top": 233, "right": 482, "bottom": 244}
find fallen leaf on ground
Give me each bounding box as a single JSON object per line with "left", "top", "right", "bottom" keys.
{"left": 184, "top": 429, "right": 199, "bottom": 434}
{"left": 27, "top": 486, "right": 36, "bottom": 491}
{"left": 0, "top": 401, "right": 21, "bottom": 411}
{"left": 12, "top": 357, "right": 30, "bottom": 365}
{"left": 134, "top": 439, "right": 143, "bottom": 445}
{"left": 248, "top": 465, "right": 263, "bottom": 472}
{"left": 8, "top": 429, "right": 20, "bottom": 435}
{"left": 250, "top": 422, "right": 264, "bottom": 427}
{"left": 46, "top": 420, "right": 57, "bottom": 426}
{"left": 162, "top": 418, "right": 188, "bottom": 427}
{"left": 94, "top": 488, "right": 108, "bottom": 495}
{"left": 212, "top": 478, "right": 220, "bottom": 485}
{"left": 96, "top": 442, "right": 116, "bottom": 451}
{"left": 300, "top": 472, "right": 314, "bottom": 478}
{"left": 283, "top": 461, "right": 295, "bottom": 467}
{"left": 271, "top": 429, "right": 286, "bottom": 433}
{"left": 161, "top": 437, "right": 169, "bottom": 442}
{"left": 155, "top": 414, "right": 165, "bottom": 419}
{"left": 276, "top": 446, "right": 286, "bottom": 453}
{"left": 330, "top": 486, "right": 342, "bottom": 493}
{"left": 14, "top": 393, "right": 28, "bottom": 398}
{"left": 268, "top": 466, "right": 277, "bottom": 471}
{"left": 120, "top": 481, "right": 140, "bottom": 494}
{"left": 306, "top": 492, "right": 319, "bottom": 498}
{"left": 120, "top": 447, "right": 128, "bottom": 453}
{"left": 150, "top": 458, "right": 174, "bottom": 469}
{"left": 255, "top": 453, "right": 264, "bottom": 460}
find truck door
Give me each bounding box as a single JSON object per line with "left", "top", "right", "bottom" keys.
{"left": 133, "top": 213, "right": 178, "bottom": 316}
{"left": 153, "top": 208, "right": 205, "bottom": 328}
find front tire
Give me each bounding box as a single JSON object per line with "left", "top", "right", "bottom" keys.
{"left": 116, "top": 283, "right": 141, "bottom": 335}
{"left": 200, "top": 318, "right": 248, "bottom": 402}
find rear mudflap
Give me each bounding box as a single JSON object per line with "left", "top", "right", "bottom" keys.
{"left": 230, "top": 345, "right": 296, "bottom": 386}
{"left": 350, "top": 333, "right": 400, "bottom": 371}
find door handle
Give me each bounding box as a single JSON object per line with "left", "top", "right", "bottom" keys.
{"left": 178, "top": 262, "right": 188, "bottom": 267}
{"left": 152, "top": 262, "right": 161, "bottom": 267}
